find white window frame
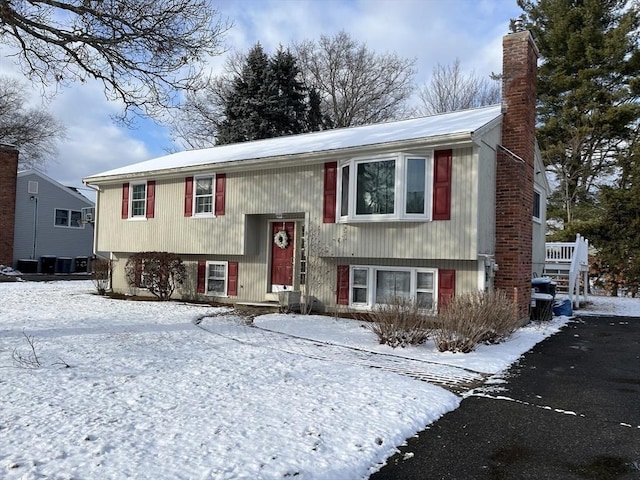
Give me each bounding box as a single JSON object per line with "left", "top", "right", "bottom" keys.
{"left": 54, "top": 208, "right": 83, "bottom": 229}
{"left": 348, "top": 265, "right": 438, "bottom": 311}
{"left": 129, "top": 181, "right": 147, "bottom": 219}
{"left": 337, "top": 152, "right": 433, "bottom": 222}
{"left": 205, "top": 261, "right": 228, "bottom": 297}
{"left": 193, "top": 174, "right": 215, "bottom": 217}
{"left": 533, "top": 186, "right": 542, "bottom": 223}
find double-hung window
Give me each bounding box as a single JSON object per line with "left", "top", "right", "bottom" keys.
{"left": 130, "top": 182, "right": 147, "bottom": 218}
{"left": 194, "top": 176, "right": 214, "bottom": 215}
{"left": 206, "top": 261, "right": 228, "bottom": 296}
{"left": 349, "top": 266, "right": 437, "bottom": 310}
{"left": 338, "top": 153, "right": 432, "bottom": 222}
{"left": 54, "top": 208, "right": 83, "bottom": 228}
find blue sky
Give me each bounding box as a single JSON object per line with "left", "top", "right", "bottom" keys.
{"left": 1, "top": 0, "right": 523, "bottom": 198}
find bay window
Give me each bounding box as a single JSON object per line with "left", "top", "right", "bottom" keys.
{"left": 338, "top": 153, "right": 432, "bottom": 221}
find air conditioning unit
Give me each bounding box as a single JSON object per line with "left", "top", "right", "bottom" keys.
{"left": 81, "top": 206, "right": 95, "bottom": 224}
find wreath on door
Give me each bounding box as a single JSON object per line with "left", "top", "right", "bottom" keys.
{"left": 274, "top": 230, "right": 289, "bottom": 249}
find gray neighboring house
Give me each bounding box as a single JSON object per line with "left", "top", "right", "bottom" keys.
{"left": 13, "top": 170, "right": 94, "bottom": 274}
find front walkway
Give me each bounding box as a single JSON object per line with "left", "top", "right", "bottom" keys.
{"left": 196, "top": 314, "right": 487, "bottom": 394}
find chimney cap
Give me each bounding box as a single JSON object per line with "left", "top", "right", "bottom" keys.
{"left": 511, "top": 17, "right": 525, "bottom": 33}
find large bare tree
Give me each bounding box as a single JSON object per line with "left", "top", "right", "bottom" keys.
{"left": 418, "top": 59, "right": 500, "bottom": 115}
{"left": 0, "top": 0, "right": 230, "bottom": 120}
{"left": 0, "top": 75, "right": 65, "bottom": 169}
{"left": 293, "top": 31, "right": 416, "bottom": 127}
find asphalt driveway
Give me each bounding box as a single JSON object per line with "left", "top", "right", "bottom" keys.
{"left": 371, "top": 315, "right": 640, "bottom": 480}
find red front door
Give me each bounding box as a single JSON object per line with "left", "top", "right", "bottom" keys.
{"left": 271, "top": 222, "right": 295, "bottom": 291}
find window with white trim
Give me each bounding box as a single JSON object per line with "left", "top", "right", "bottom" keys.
{"left": 338, "top": 153, "right": 432, "bottom": 222}
{"left": 206, "top": 261, "right": 228, "bottom": 296}
{"left": 54, "top": 208, "right": 83, "bottom": 228}
{"left": 349, "top": 266, "right": 437, "bottom": 309}
{"left": 194, "top": 175, "right": 214, "bottom": 215}
{"left": 130, "top": 182, "right": 147, "bottom": 218}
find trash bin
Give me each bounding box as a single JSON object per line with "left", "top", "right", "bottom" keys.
{"left": 531, "top": 292, "right": 554, "bottom": 321}
{"left": 40, "top": 255, "right": 56, "bottom": 274}
{"left": 553, "top": 298, "right": 573, "bottom": 317}
{"left": 74, "top": 256, "right": 89, "bottom": 273}
{"left": 55, "top": 257, "right": 73, "bottom": 274}
{"left": 532, "top": 277, "right": 557, "bottom": 298}
{"left": 17, "top": 259, "right": 38, "bottom": 274}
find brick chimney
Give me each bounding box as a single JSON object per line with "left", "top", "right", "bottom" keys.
{"left": 495, "top": 30, "right": 539, "bottom": 321}
{"left": 0, "top": 144, "right": 19, "bottom": 266}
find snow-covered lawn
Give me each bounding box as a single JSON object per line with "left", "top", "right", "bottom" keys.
{"left": 0, "top": 281, "right": 634, "bottom": 479}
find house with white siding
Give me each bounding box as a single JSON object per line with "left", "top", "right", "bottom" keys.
{"left": 13, "top": 170, "right": 94, "bottom": 273}
{"left": 84, "top": 30, "right": 546, "bottom": 320}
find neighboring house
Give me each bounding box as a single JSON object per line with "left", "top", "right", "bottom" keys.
{"left": 13, "top": 170, "right": 94, "bottom": 273}
{"left": 84, "top": 31, "right": 545, "bottom": 320}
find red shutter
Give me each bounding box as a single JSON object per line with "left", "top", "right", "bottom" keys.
{"left": 146, "top": 180, "right": 155, "bottom": 218}
{"left": 227, "top": 261, "right": 238, "bottom": 296}
{"left": 323, "top": 162, "right": 337, "bottom": 223}
{"left": 438, "top": 269, "right": 456, "bottom": 311}
{"left": 215, "top": 174, "right": 226, "bottom": 216}
{"left": 184, "top": 176, "right": 194, "bottom": 217}
{"left": 197, "top": 260, "right": 206, "bottom": 294}
{"left": 432, "top": 149, "right": 452, "bottom": 220}
{"left": 336, "top": 264, "right": 350, "bottom": 305}
{"left": 121, "top": 183, "right": 129, "bottom": 219}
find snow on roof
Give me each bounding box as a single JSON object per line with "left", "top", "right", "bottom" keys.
{"left": 86, "top": 104, "right": 502, "bottom": 181}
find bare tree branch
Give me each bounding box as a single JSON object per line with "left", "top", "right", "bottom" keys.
{"left": 0, "top": 0, "right": 232, "bottom": 121}
{"left": 0, "top": 75, "right": 65, "bottom": 169}
{"left": 418, "top": 58, "right": 501, "bottom": 115}
{"left": 293, "top": 31, "right": 416, "bottom": 127}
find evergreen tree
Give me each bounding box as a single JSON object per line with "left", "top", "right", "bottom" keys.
{"left": 517, "top": 0, "right": 640, "bottom": 226}
{"left": 217, "top": 44, "right": 271, "bottom": 144}
{"left": 587, "top": 141, "right": 640, "bottom": 296}
{"left": 216, "top": 45, "right": 321, "bottom": 145}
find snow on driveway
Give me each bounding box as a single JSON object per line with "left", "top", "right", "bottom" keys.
{"left": 0, "top": 280, "right": 580, "bottom": 479}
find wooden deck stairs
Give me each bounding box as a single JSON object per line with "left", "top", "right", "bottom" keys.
{"left": 543, "top": 234, "right": 589, "bottom": 308}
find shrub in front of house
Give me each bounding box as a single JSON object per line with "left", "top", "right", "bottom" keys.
{"left": 434, "top": 290, "right": 518, "bottom": 353}
{"left": 125, "top": 252, "right": 186, "bottom": 301}
{"left": 367, "top": 296, "right": 435, "bottom": 348}
{"left": 92, "top": 257, "right": 112, "bottom": 295}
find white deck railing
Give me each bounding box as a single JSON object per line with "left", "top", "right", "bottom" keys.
{"left": 545, "top": 234, "right": 589, "bottom": 308}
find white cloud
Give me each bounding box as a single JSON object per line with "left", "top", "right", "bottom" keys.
{"left": 2, "top": 0, "right": 526, "bottom": 193}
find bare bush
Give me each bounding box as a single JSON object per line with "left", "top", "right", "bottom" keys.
{"left": 125, "top": 252, "right": 186, "bottom": 301}
{"left": 92, "top": 257, "right": 112, "bottom": 295}
{"left": 12, "top": 331, "right": 41, "bottom": 369}
{"left": 434, "top": 290, "right": 518, "bottom": 353}
{"left": 367, "top": 296, "right": 435, "bottom": 348}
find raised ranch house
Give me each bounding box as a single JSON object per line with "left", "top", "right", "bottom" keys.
{"left": 84, "top": 31, "right": 545, "bottom": 320}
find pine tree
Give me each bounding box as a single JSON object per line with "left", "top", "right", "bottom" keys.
{"left": 588, "top": 141, "right": 640, "bottom": 296}
{"left": 216, "top": 44, "right": 321, "bottom": 145}
{"left": 217, "top": 44, "right": 271, "bottom": 144}
{"left": 517, "top": 0, "right": 640, "bottom": 226}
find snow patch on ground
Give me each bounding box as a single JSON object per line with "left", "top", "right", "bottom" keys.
{"left": 1, "top": 281, "right": 636, "bottom": 479}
